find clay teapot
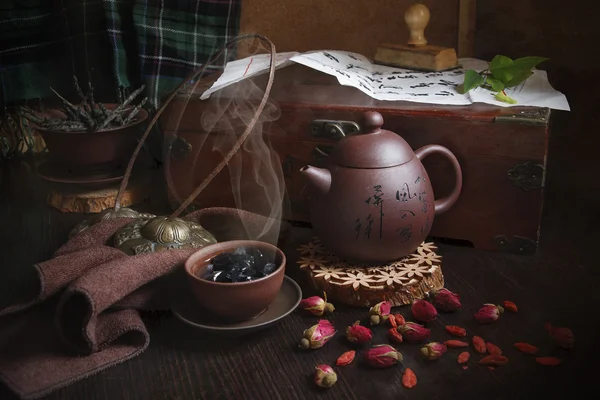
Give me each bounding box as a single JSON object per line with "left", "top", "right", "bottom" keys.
{"left": 299, "top": 111, "right": 462, "bottom": 264}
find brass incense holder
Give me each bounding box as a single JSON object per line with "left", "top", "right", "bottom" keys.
{"left": 70, "top": 34, "right": 277, "bottom": 256}
{"left": 68, "top": 207, "right": 155, "bottom": 239}
{"left": 113, "top": 216, "right": 217, "bottom": 255}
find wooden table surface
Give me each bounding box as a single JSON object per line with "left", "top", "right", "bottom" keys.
{"left": 0, "top": 158, "right": 598, "bottom": 400}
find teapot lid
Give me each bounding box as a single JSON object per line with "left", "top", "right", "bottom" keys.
{"left": 329, "top": 111, "right": 415, "bottom": 168}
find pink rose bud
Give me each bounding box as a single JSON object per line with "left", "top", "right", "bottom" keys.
{"left": 399, "top": 322, "right": 431, "bottom": 343}
{"left": 314, "top": 364, "right": 337, "bottom": 388}
{"left": 368, "top": 301, "right": 392, "bottom": 325}
{"left": 299, "top": 293, "right": 335, "bottom": 316}
{"left": 411, "top": 299, "right": 438, "bottom": 322}
{"left": 420, "top": 342, "right": 448, "bottom": 360}
{"left": 364, "top": 344, "right": 403, "bottom": 368}
{"left": 431, "top": 288, "right": 462, "bottom": 312}
{"left": 474, "top": 304, "right": 504, "bottom": 324}
{"left": 299, "top": 319, "right": 336, "bottom": 349}
{"left": 544, "top": 323, "right": 575, "bottom": 349}
{"left": 346, "top": 321, "right": 373, "bottom": 344}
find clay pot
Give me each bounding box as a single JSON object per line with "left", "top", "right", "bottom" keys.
{"left": 300, "top": 111, "right": 463, "bottom": 264}
{"left": 184, "top": 240, "right": 286, "bottom": 322}
{"left": 35, "top": 105, "right": 148, "bottom": 177}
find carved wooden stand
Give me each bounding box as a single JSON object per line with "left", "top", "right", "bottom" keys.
{"left": 296, "top": 237, "right": 444, "bottom": 307}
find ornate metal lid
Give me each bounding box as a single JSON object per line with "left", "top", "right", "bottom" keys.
{"left": 68, "top": 207, "right": 155, "bottom": 238}
{"left": 113, "top": 216, "right": 217, "bottom": 255}
{"left": 328, "top": 111, "right": 415, "bottom": 169}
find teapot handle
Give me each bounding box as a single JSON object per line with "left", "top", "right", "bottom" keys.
{"left": 414, "top": 144, "right": 463, "bottom": 215}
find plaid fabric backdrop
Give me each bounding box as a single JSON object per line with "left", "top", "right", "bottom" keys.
{"left": 0, "top": 0, "right": 241, "bottom": 108}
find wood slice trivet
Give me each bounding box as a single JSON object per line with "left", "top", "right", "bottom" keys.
{"left": 296, "top": 237, "right": 444, "bottom": 307}
{"left": 47, "top": 181, "right": 151, "bottom": 213}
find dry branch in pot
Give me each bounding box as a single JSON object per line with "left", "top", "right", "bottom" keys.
{"left": 20, "top": 76, "right": 148, "bottom": 132}
{"left": 0, "top": 107, "right": 40, "bottom": 159}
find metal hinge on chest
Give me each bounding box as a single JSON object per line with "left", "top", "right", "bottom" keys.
{"left": 494, "top": 108, "right": 550, "bottom": 126}
{"left": 310, "top": 120, "right": 360, "bottom": 140}
{"left": 507, "top": 161, "right": 545, "bottom": 191}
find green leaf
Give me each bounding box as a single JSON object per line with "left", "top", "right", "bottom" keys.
{"left": 505, "top": 70, "right": 533, "bottom": 88}
{"left": 512, "top": 56, "right": 549, "bottom": 70}
{"left": 489, "top": 57, "right": 516, "bottom": 84}
{"left": 489, "top": 55, "right": 549, "bottom": 86}
{"left": 486, "top": 77, "right": 505, "bottom": 92}
{"left": 494, "top": 91, "right": 518, "bottom": 104}
{"left": 489, "top": 55, "right": 514, "bottom": 70}
{"left": 463, "top": 70, "right": 485, "bottom": 93}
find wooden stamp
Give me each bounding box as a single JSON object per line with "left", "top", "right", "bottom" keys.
{"left": 374, "top": 3, "right": 459, "bottom": 71}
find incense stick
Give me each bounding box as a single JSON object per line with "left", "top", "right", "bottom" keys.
{"left": 113, "top": 34, "right": 276, "bottom": 215}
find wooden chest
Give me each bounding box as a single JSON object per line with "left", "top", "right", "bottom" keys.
{"left": 161, "top": 65, "right": 550, "bottom": 255}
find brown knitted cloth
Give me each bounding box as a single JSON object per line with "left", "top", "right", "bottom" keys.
{"left": 0, "top": 207, "right": 282, "bottom": 400}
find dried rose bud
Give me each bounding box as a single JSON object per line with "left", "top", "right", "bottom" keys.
{"left": 346, "top": 321, "right": 373, "bottom": 344}
{"left": 458, "top": 351, "right": 470, "bottom": 364}
{"left": 544, "top": 323, "right": 574, "bottom": 349}
{"left": 314, "top": 364, "right": 337, "bottom": 388}
{"left": 299, "top": 293, "right": 335, "bottom": 316}
{"left": 400, "top": 322, "right": 431, "bottom": 343}
{"left": 431, "top": 288, "right": 462, "bottom": 312}
{"left": 420, "top": 342, "right": 447, "bottom": 360}
{"left": 368, "top": 301, "right": 391, "bottom": 325}
{"left": 474, "top": 304, "right": 504, "bottom": 324}
{"left": 411, "top": 299, "right": 438, "bottom": 323}
{"left": 364, "top": 344, "right": 403, "bottom": 368}
{"left": 299, "top": 320, "right": 336, "bottom": 349}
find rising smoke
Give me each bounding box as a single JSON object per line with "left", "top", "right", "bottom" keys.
{"left": 163, "top": 37, "right": 287, "bottom": 246}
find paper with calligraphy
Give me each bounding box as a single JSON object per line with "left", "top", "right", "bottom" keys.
{"left": 201, "top": 50, "right": 569, "bottom": 111}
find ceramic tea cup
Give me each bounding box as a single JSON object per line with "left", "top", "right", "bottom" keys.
{"left": 184, "top": 240, "right": 286, "bottom": 323}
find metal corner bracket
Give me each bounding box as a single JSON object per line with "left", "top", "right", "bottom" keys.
{"left": 494, "top": 108, "right": 550, "bottom": 126}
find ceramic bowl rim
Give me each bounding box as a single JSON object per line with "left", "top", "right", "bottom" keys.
{"left": 184, "top": 240, "right": 286, "bottom": 287}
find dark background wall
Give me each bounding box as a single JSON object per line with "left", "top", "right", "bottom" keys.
{"left": 238, "top": 0, "right": 461, "bottom": 58}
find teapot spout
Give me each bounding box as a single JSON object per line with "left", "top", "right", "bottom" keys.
{"left": 299, "top": 165, "right": 331, "bottom": 195}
